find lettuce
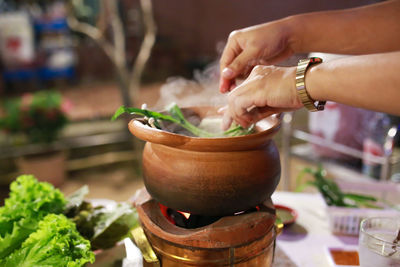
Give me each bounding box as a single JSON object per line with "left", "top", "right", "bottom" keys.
{"left": 68, "top": 199, "right": 139, "bottom": 250}
{"left": 90, "top": 202, "right": 139, "bottom": 250}
{"left": 0, "top": 175, "right": 66, "bottom": 258}
{"left": 1, "top": 214, "right": 95, "bottom": 267}
{"left": 0, "top": 175, "right": 137, "bottom": 266}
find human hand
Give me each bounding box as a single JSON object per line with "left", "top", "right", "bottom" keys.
{"left": 221, "top": 65, "right": 302, "bottom": 130}
{"left": 219, "top": 19, "right": 296, "bottom": 93}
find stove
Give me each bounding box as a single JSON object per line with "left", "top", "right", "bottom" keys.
{"left": 132, "top": 188, "right": 279, "bottom": 267}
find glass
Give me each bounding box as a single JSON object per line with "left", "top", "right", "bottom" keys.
{"left": 359, "top": 217, "right": 400, "bottom": 267}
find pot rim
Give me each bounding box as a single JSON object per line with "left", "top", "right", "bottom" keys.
{"left": 128, "top": 107, "right": 282, "bottom": 151}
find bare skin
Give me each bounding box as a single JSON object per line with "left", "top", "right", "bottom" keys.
{"left": 219, "top": 0, "right": 400, "bottom": 129}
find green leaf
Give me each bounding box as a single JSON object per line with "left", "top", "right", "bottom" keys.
{"left": 112, "top": 105, "right": 179, "bottom": 123}
{"left": 343, "top": 193, "right": 377, "bottom": 202}
{"left": 223, "top": 123, "right": 255, "bottom": 136}
{"left": 111, "top": 105, "right": 127, "bottom": 121}
{"left": 295, "top": 167, "right": 314, "bottom": 190}
{"left": 90, "top": 203, "right": 139, "bottom": 250}
{"left": 296, "top": 166, "right": 384, "bottom": 208}
{"left": 0, "top": 218, "right": 36, "bottom": 260}
{"left": 64, "top": 185, "right": 89, "bottom": 217}
{"left": 1, "top": 214, "right": 94, "bottom": 267}
{"left": 0, "top": 175, "right": 66, "bottom": 258}
{"left": 295, "top": 181, "right": 317, "bottom": 192}
{"left": 343, "top": 193, "right": 382, "bottom": 209}
{"left": 167, "top": 103, "right": 185, "bottom": 121}
{"left": 112, "top": 104, "right": 255, "bottom": 137}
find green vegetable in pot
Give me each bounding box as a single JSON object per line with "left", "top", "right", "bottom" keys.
{"left": 0, "top": 175, "right": 66, "bottom": 258}
{"left": 296, "top": 166, "right": 380, "bottom": 208}
{"left": 111, "top": 103, "right": 255, "bottom": 137}
{"left": 0, "top": 214, "right": 94, "bottom": 267}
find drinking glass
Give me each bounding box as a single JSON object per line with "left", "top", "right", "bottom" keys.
{"left": 359, "top": 217, "right": 400, "bottom": 267}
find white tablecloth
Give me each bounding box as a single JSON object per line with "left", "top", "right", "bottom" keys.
{"left": 272, "top": 191, "right": 359, "bottom": 267}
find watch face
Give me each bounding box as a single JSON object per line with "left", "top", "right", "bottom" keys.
{"left": 310, "top": 57, "right": 323, "bottom": 64}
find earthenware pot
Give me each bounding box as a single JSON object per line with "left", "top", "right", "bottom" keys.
{"left": 128, "top": 106, "right": 281, "bottom": 216}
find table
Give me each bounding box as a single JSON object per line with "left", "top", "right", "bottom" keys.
{"left": 92, "top": 191, "right": 358, "bottom": 267}
{"left": 272, "top": 191, "right": 359, "bottom": 267}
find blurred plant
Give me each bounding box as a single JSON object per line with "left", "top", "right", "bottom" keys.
{"left": 0, "top": 91, "right": 70, "bottom": 144}
{"left": 296, "top": 166, "right": 381, "bottom": 209}
{"left": 67, "top": 0, "right": 156, "bottom": 107}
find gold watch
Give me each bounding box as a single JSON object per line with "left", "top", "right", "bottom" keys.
{"left": 295, "top": 57, "right": 325, "bottom": 111}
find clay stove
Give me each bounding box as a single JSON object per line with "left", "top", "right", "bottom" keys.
{"left": 133, "top": 188, "right": 278, "bottom": 267}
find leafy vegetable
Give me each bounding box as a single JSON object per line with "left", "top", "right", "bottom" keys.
{"left": 91, "top": 203, "right": 139, "bottom": 249}
{"left": 0, "top": 175, "right": 66, "bottom": 258}
{"left": 64, "top": 185, "right": 89, "bottom": 217}
{"left": 0, "top": 174, "right": 139, "bottom": 265}
{"left": 296, "top": 166, "right": 380, "bottom": 208}
{"left": 68, "top": 199, "right": 139, "bottom": 250}
{"left": 111, "top": 103, "right": 254, "bottom": 137}
{"left": 0, "top": 214, "right": 94, "bottom": 267}
{"left": 64, "top": 184, "right": 139, "bottom": 250}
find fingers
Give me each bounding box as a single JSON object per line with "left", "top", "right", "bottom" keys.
{"left": 222, "top": 109, "right": 233, "bottom": 130}
{"left": 220, "top": 105, "right": 251, "bottom": 130}
{"left": 221, "top": 105, "right": 280, "bottom": 131}
{"left": 219, "top": 50, "right": 260, "bottom": 93}
{"left": 219, "top": 77, "right": 233, "bottom": 93}
{"left": 224, "top": 48, "right": 259, "bottom": 79}
{"left": 219, "top": 30, "right": 242, "bottom": 74}
{"left": 219, "top": 32, "right": 242, "bottom": 93}
{"left": 221, "top": 65, "right": 276, "bottom": 129}
{"left": 219, "top": 31, "right": 260, "bottom": 94}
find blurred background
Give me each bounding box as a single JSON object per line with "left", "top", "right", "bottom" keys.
{"left": 1, "top": 0, "right": 399, "bottom": 203}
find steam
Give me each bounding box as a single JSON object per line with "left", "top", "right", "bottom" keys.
{"left": 154, "top": 61, "right": 227, "bottom": 110}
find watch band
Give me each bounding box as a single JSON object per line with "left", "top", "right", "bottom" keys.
{"left": 295, "top": 57, "right": 325, "bottom": 112}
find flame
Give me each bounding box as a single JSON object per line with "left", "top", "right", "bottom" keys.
{"left": 179, "top": 211, "right": 191, "bottom": 220}
{"left": 159, "top": 204, "right": 191, "bottom": 223}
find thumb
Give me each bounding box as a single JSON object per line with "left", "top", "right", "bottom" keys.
{"left": 222, "top": 49, "right": 258, "bottom": 80}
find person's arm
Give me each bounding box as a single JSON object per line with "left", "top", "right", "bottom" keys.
{"left": 306, "top": 51, "right": 400, "bottom": 115}
{"left": 219, "top": 0, "right": 400, "bottom": 93}
{"left": 292, "top": 0, "right": 400, "bottom": 55}
{"left": 222, "top": 51, "right": 400, "bottom": 129}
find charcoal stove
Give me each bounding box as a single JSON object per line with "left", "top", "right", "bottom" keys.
{"left": 132, "top": 188, "right": 280, "bottom": 267}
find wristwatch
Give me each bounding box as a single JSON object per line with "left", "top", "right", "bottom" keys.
{"left": 295, "top": 57, "right": 325, "bottom": 111}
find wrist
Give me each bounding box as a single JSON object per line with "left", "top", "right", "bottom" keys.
{"left": 284, "top": 14, "right": 305, "bottom": 54}
{"left": 304, "top": 62, "right": 325, "bottom": 102}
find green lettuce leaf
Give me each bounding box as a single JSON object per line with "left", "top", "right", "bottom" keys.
{"left": 90, "top": 202, "right": 139, "bottom": 250}
{"left": 0, "top": 214, "right": 95, "bottom": 267}
{"left": 64, "top": 185, "right": 89, "bottom": 217}
{"left": 69, "top": 201, "right": 139, "bottom": 250}
{"left": 0, "top": 175, "right": 66, "bottom": 258}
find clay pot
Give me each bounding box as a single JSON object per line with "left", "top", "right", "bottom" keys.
{"left": 128, "top": 107, "right": 281, "bottom": 216}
